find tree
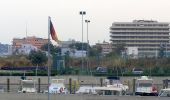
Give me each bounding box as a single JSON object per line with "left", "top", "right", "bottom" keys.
{"left": 158, "top": 46, "right": 165, "bottom": 58}
{"left": 0, "top": 55, "right": 32, "bottom": 67}
{"left": 69, "top": 42, "right": 89, "bottom": 51}
{"left": 28, "top": 50, "right": 48, "bottom": 66}
{"left": 64, "top": 51, "right": 70, "bottom": 67}
{"left": 88, "top": 45, "right": 102, "bottom": 57}
{"left": 41, "top": 43, "right": 61, "bottom": 55}
{"left": 114, "top": 42, "right": 126, "bottom": 55}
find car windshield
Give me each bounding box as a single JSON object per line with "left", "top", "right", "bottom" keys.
{"left": 139, "top": 83, "right": 152, "bottom": 87}
{"left": 133, "top": 68, "right": 142, "bottom": 71}
{"left": 96, "top": 67, "right": 107, "bottom": 72}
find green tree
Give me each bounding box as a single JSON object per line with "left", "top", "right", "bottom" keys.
{"left": 158, "top": 46, "right": 165, "bottom": 58}
{"left": 69, "top": 42, "right": 89, "bottom": 51}
{"left": 88, "top": 45, "right": 102, "bottom": 57}
{"left": 106, "top": 50, "right": 119, "bottom": 58}
{"left": 114, "top": 42, "right": 126, "bottom": 55}
{"left": 41, "top": 43, "right": 61, "bottom": 55}
{"left": 0, "top": 55, "right": 32, "bottom": 67}
{"left": 28, "top": 50, "right": 48, "bottom": 66}
{"left": 64, "top": 51, "right": 70, "bottom": 67}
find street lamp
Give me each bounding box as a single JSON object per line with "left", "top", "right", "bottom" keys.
{"left": 79, "top": 11, "right": 86, "bottom": 73}
{"left": 85, "top": 20, "right": 90, "bottom": 44}
{"left": 85, "top": 19, "right": 90, "bottom": 74}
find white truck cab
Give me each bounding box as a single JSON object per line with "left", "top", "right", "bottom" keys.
{"left": 135, "top": 76, "right": 157, "bottom": 96}
{"left": 19, "top": 79, "right": 37, "bottom": 93}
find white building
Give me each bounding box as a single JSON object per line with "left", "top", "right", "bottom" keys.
{"left": 70, "top": 50, "right": 87, "bottom": 58}
{"left": 61, "top": 48, "right": 87, "bottom": 58}
{"left": 110, "top": 20, "right": 170, "bottom": 58}
{"left": 126, "top": 47, "right": 138, "bottom": 59}
{"left": 59, "top": 40, "right": 87, "bottom": 58}
{"left": 18, "top": 44, "right": 38, "bottom": 54}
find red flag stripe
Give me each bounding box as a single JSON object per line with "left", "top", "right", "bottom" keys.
{"left": 50, "top": 20, "right": 59, "bottom": 42}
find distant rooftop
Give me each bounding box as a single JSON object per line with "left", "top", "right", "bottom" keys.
{"left": 13, "top": 36, "right": 47, "bottom": 40}
{"left": 113, "top": 20, "right": 169, "bottom": 24}
{"left": 133, "top": 20, "right": 158, "bottom": 23}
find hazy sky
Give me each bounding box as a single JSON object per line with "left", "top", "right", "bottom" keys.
{"left": 0, "top": 0, "right": 170, "bottom": 45}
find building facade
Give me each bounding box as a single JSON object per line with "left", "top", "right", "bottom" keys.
{"left": 12, "top": 36, "right": 48, "bottom": 52}
{"left": 126, "top": 47, "right": 138, "bottom": 59}
{"left": 0, "top": 43, "right": 12, "bottom": 56}
{"left": 95, "top": 41, "right": 113, "bottom": 56}
{"left": 59, "top": 40, "right": 87, "bottom": 57}
{"left": 58, "top": 39, "right": 76, "bottom": 48}
{"left": 18, "top": 44, "right": 38, "bottom": 55}
{"left": 110, "top": 20, "right": 170, "bottom": 57}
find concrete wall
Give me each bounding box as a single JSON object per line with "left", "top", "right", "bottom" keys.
{"left": 0, "top": 93, "right": 169, "bottom": 100}
{"left": 0, "top": 76, "right": 169, "bottom": 84}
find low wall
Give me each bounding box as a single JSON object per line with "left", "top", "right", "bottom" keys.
{"left": 0, "top": 76, "right": 169, "bottom": 93}
{"left": 0, "top": 93, "right": 169, "bottom": 100}
{"left": 0, "top": 76, "right": 169, "bottom": 84}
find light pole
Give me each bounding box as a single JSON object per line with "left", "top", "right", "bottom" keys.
{"left": 85, "top": 19, "right": 90, "bottom": 74}
{"left": 165, "top": 43, "right": 167, "bottom": 58}
{"left": 85, "top": 20, "right": 90, "bottom": 44}
{"left": 79, "top": 11, "right": 86, "bottom": 74}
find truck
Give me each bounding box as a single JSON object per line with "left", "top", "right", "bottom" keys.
{"left": 135, "top": 76, "right": 157, "bottom": 96}
{"left": 19, "top": 79, "right": 37, "bottom": 93}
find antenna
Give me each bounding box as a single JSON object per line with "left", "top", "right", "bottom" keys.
{"left": 25, "top": 21, "right": 28, "bottom": 44}
{"left": 26, "top": 22, "right": 28, "bottom": 37}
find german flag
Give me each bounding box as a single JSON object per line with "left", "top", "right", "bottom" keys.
{"left": 50, "top": 19, "right": 59, "bottom": 42}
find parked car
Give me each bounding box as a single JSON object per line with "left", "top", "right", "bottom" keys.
{"left": 44, "top": 79, "right": 67, "bottom": 94}
{"left": 0, "top": 86, "right": 4, "bottom": 93}
{"left": 96, "top": 66, "right": 107, "bottom": 73}
{"left": 158, "top": 88, "right": 170, "bottom": 97}
{"left": 132, "top": 68, "right": 143, "bottom": 75}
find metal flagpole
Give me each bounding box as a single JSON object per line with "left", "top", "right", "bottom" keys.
{"left": 48, "top": 16, "right": 51, "bottom": 100}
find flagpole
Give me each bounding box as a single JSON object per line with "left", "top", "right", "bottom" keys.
{"left": 48, "top": 16, "right": 51, "bottom": 100}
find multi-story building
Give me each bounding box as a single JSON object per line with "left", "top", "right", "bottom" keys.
{"left": 110, "top": 20, "right": 170, "bottom": 57}
{"left": 12, "top": 36, "right": 48, "bottom": 52}
{"left": 95, "top": 41, "right": 113, "bottom": 56}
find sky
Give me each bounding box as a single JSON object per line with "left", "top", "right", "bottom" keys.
{"left": 0, "top": 0, "right": 170, "bottom": 45}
